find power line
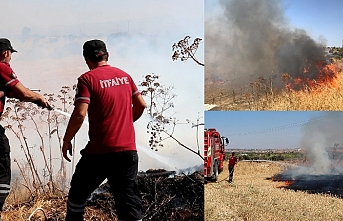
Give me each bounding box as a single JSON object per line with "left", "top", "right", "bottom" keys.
{"left": 225, "top": 112, "right": 343, "bottom": 137}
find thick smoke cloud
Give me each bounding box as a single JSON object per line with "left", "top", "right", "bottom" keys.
{"left": 206, "top": 0, "right": 326, "bottom": 88}
{"left": 280, "top": 113, "right": 343, "bottom": 178}
{"left": 299, "top": 112, "right": 343, "bottom": 175}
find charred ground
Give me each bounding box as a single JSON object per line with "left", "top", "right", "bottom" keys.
{"left": 2, "top": 169, "right": 204, "bottom": 221}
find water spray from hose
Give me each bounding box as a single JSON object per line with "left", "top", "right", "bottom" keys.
{"left": 46, "top": 103, "right": 72, "bottom": 118}
{"left": 53, "top": 108, "right": 72, "bottom": 118}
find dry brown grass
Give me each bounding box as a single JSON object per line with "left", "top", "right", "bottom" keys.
{"left": 205, "top": 161, "right": 343, "bottom": 221}
{"left": 205, "top": 61, "right": 343, "bottom": 110}
{"left": 1, "top": 197, "right": 115, "bottom": 221}
{"left": 1, "top": 177, "right": 116, "bottom": 221}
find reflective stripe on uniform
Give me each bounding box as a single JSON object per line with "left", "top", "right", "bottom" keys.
{"left": 0, "top": 189, "right": 10, "bottom": 194}
{"left": 5, "top": 79, "right": 16, "bottom": 85}
{"left": 75, "top": 97, "right": 90, "bottom": 101}
{"left": 0, "top": 183, "right": 10, "bottom": 194}
{"left": 0, "top": 184, "right": 10, "bottom": 189}
{"left": 67, "top": 200, "right": 86, "bottom": 213}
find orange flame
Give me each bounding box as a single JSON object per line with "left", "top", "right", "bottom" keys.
{"left": 275, "top": 180, "right": 294, "bottom": 188}
{"left": 285, "top": 180, "right": 295, "bottom": 186}
{"left": 284, "top": 61, "right": 340, "bottom": 92}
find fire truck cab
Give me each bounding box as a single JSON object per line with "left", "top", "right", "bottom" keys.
{"left": 204, "top": 128, "right": 229, "bottom": 181}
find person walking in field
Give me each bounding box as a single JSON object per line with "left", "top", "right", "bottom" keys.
{"left": 0, "top": 38, "right": 49, "bottom": 219}
{"left": 228, "top": 152, "right": 238, "bottom": 183}
{"left": 62, "top": 39, "right": 146, "bottom": 221}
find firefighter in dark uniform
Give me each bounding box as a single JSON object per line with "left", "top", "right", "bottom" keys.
{"left": 0, "top": 38, "right": 49, "bottom": 218}
{"left": 228, "top": 152, "right": 238, "bottom": 183}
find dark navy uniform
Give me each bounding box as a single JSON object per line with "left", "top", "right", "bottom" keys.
{"left": 0, "top": 38, "right": 19, "bottom": 211}
{"left": 0, "top": 125, "right": 10, "bottom": 210}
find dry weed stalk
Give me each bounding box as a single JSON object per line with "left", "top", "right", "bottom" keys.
{"left": 172, "top": 36, "right": 204, "bottom": 66}
{"left": 0, "top": 85, "right": 75, "bottom": 200}
{"left": 140, "top": 74, "right": 203, "bottom": 159}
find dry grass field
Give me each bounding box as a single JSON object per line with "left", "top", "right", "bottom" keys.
{"left": 205, "top": 61, "right": 343, "bottom": 110}
{"left": 205, "top": 161, "right": 343, "bottom": 221}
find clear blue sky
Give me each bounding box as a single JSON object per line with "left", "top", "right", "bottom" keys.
{"left": 205, "top": 0, "right": 343, "bottom": 46}
{"left": 205, "top": 111, "right": 343, "bottom": 149}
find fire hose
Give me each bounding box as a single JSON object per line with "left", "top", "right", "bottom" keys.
{"left": 212, "top": 166, "right": 236, "bottom": 183}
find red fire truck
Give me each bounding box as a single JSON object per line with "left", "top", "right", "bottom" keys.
{"left": 204, "top": 128, "right": 229, "bottom": 181}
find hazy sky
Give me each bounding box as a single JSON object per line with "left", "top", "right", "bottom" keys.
{"left": 1, "top": 1, "right": 202, "bottom": 36}
{"left": 205, "top": 0, "right": 343, "bottom": 46}
{"left": 1, "top": 1, "right": 204, "bottom": 172}
{"left": 205, "top": 111, "right": 343, "bottom": 149}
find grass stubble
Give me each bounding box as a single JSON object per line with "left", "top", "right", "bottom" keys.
{"left": 205, "top": 161, "right": 343, "bottom": 221}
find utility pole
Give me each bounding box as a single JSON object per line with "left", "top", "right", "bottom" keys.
{"left": 192, "top": 113, "right": 204, "bottom": 157}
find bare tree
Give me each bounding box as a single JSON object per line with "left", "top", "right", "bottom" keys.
{"left": 172, "top": 36, "right": 204, "bottom": 66}
{"left": 140, "top": 74, "right": 203, "bottom": 159}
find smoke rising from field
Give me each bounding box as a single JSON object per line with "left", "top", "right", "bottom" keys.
{"left": 205, "top": 0, "right": 326, "bottom": 88}
{"left": 285, "top": 113, "right": 343, "bottom": 177}
{"left": 299, "top": 113, "right": 343, "bottom": 175}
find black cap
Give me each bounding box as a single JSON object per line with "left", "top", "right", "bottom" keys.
{"left": 83, "top": 39, "right": 107, "bottom": 58}
{"left": 0, "top": 38, "right": 17, "bottom": 53}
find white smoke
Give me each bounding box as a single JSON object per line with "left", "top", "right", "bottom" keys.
{"left": 2, "top": 0, "right": 204, "bottom": 182}
{"left": 290, "top": 112, "right": 343, "bottom": 176}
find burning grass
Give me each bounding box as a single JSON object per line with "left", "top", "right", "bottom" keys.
{"left": 272, "top": 172, "right": 343, "bottom": 197}
{"left": 205, "top": 161, "right": 343, "bottom": 221}
{"left": 283, "top": 61, "right": 339, "bottom": 91}
{"left": 2, "top": 169, "right": 204, "bottom": 221}
{"left": 205, "top": 60, "right": 343, "bottom": 110}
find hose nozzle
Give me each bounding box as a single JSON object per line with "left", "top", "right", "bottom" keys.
{"left": 46, "top": 103, "right": 54, "bottom": 111}
{"left": 30, "top": 89, "right": 41, "bottom": 92}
